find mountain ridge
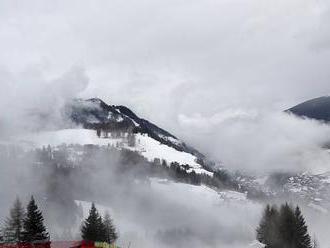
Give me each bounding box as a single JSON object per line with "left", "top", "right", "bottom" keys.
{"left": 286, "top": 96, "right": 330, "bottom": 122}
{"left": 65, "top": 98, "right": 205, "bottom": 160}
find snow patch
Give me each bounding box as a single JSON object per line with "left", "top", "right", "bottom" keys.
{"left": 158, "top": 134, "right": 182, "bottom": 146}
{"left": 131, "top": 134, "right": 213, "bottom": 176}
{"left": 321, "top": 177, "right": 330, "bottom": 184}
{"left": 249, "top": 240, "right": 266, "bottom": 248}
{"left": 150, "top": 178, "right": 247, "bottom": 205}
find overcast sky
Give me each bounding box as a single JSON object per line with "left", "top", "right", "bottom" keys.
{"left": 1, "top": 0, "right": 330, "bottom": 172}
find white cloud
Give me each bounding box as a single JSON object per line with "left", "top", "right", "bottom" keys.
{"left": 180, "top": 111, "right": 330, "bottom": 173}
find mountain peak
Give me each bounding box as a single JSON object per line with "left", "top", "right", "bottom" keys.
{"left": 86, "top": 97, "right": 107, "bottom": 105}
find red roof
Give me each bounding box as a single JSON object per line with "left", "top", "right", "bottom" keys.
{"left": 0, "top": 241, "right": 84, "bottom": 248}
{"left": 51, "top": 241, "right": 82, "bottom": 248}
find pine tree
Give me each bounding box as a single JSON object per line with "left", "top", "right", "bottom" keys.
{"left": 256, "top": 204, "right": 280, "bottom": 248}
{"left": 103, "top": 212, "right": 118, "bottom": 244}
{"left": 22, "top": 196, "right": 49, "bottom": 243}
{"left": 279, "top": 203, "right": 307, "bottom": 248}
{"left": 127, "top": 132, "right": 136, "bottom": 147}
{"left": 2, "top": 197, "right": 25, "bottom": 243}
{"left": 81, "top": 203, "right": 104, "bottom": 242}
{"left": 256, "top": 204, "right": 269, "bottom": 244}
{"left": 278, "top": 203, "right": 296, "bottom": 247}
{"left": 257, "top": 203, "right": 313, "bottom": 248}
{"left": 294, "top": 206, "right": 312, "bottom": 248}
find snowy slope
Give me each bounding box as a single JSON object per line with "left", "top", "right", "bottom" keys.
{"left": 77, "top": 178, "right": 249, "bottom": 214}
{"left": 75, "top": 178, "right": 260, "bottom": 248}
{"left": 131, "top": 134, "right": 212, "bottom": 175}
{"left": 149, "top": 178, "right": 247, "bottom": 204}
{"left": 16, "top": 129, "right": 213, "bottom": 175}
{"left": 66, "top": 98, "right": 203, "bottom": 158}
{"left": 13, "top": 97, "right": 213, "bottom": 175}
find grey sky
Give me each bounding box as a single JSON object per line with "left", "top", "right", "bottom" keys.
{"left": 1, "top": 0, "right": 330, "bottom": 171}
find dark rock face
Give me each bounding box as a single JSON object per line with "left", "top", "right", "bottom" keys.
{"left": 67, "top": 98, "right": 135, "bottom": 132}
{"left": 286, "top": 96, "right": 330, "bottom": 122}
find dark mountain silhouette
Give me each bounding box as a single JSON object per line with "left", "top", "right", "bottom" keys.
{"left": 286, "top": 96, "right": 330, "bottom": 122}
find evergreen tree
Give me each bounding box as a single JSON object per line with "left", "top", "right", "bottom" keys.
{"left": 257, "top": 203, "right": 313, "bottom": 248}
{"left": 81, "top": 203, "right": 104, "bottom": 242}
{"left": 127, "top": 132, "right": 136, "bottom": 147}
{"left": 103, "top": 212, "right": 118, "bottom": 244}
{"left": 97, "top": 215, "right": 106, "bottom": 242}
{"left": 256, "top": 204, "right": 280, "bottom": 248}
{"left": 278, "top": 203, "right": 296, "bottom": 247}
{"left": 294, "top": 206, "right": 312, "bottom": 248}
{"left": 2, "top": 197, "right": 25, "bottom": 243}
{"left": 256, "top": 204, "right": 270, "bottom": 244}
{"left": 22, "top": 196, "right": 49, "bottom": 242}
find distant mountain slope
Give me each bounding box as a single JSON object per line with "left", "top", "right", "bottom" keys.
{"left": 12, "top": 98, "right": 216, "bottom": 175}
{"left": 286, "top": 96, "right": 330, "bottom": 122}
{"left": 65, "top": 98, "right": 203, "bottom": 158}
{"left": 20, "top": 128, "right": 213, "bottom": 175}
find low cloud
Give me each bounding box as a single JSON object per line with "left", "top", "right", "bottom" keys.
{"left": 180, "top": 111, "right": 330, "bottom": 173}
{"left": 0, "top": 65, "right": 89, "bottom": 136}
{"left": 178, "top": 109, "right": 258, "bottom": 133}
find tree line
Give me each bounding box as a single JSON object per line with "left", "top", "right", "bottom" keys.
{"left": 0, "top": 197, "right": 118, "bottom": 245}
{"left": 35, "top": 144, "right": 241, "bottom": 193}
{"left": 0, "top": 196, "right": 49, "bottom": 244}
{"left": 257, "top": 203, "right": 315, "bottom": 248}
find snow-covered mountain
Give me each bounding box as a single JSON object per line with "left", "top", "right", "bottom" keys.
{"left": 267, "top": 97, "right": 330, "bottom": 212}
{"left": 20, "top": 129, "right": 212, "bottom": 176}
{"left": 65, "top": 98, "right": 204, "bottom": 158}
{"left": 16, "top": 97, "right": 330, "bottom": 206}
{"left": 19, "top": 97, "right": 330, "bottom": 206}
{"left": 16, "top": 98, "right": 214, "bottom": 176}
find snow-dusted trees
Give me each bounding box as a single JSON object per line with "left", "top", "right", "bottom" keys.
{"left": 127, "top": 132, "right": 136, "bottom": 147}
{"left": 81, "top": 203, "right": 103, "bottom": 242}
{"left": 2, "top": 197, "right": 25, "bottom": 243}
{"left": 256, "top": 204, "right": 280, "bottom": 247}
{"left": 22, "top": 196, "right": 49, "bottom": 242}
{"left": 1, "top": 196, "right": 49, "bottom": 244}
{"left": 103, "top": 212, "right": 118, "bottom": 244}
{"left": 293, "top": 206, "right": 312, "bottom": 248}
{"left": 81, "top": 203, "right": 118, "bottom": 244}
{"left": 257, "top": 203, "right": 312, "bottom": 248}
